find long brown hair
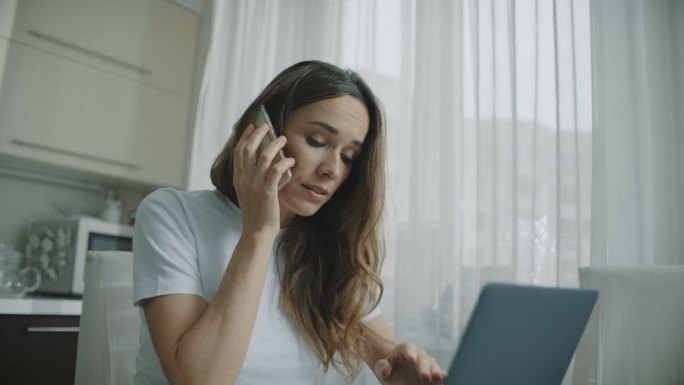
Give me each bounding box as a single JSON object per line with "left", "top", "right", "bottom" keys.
{"left": 210, "top": 61, "right": 385, "bottom": 379}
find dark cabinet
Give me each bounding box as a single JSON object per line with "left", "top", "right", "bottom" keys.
{"left": 0, "top": 314, "right": 80, "bottom": 385}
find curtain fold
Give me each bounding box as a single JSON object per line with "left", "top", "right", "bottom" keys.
{"left": 590, "top": 0, "right": 684, "bottom": 266}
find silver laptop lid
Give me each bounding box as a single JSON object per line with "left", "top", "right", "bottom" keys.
{"left": 446, "top": 283, "right": 598, "bottom": 385}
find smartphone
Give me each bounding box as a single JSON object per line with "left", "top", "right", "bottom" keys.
{"left": 253, "top": 105, "right": 293, "bottom": 189}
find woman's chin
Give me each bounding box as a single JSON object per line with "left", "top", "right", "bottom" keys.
{"left": 291, "top": 204, "right": 322, "bottom": 218}
{"left": 279, "top": 198, "right": 323, "bottom": 221}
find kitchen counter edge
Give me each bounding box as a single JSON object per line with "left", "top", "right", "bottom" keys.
{"left": 0, "top": 296, "right": 82, "bottom": 316}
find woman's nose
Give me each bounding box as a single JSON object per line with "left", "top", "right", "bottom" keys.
{"left": 317, "top": 154, "right": 341, "bottom": 180}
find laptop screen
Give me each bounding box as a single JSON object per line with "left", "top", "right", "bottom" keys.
{"left": 446, "top": 283, "right": 598, "bottom": 385}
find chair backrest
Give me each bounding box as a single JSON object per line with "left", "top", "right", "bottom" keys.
{"left": 74, "top": 251, "right": 140, "bottom": 385}
{"left": 572, "top": 265, "right": 684, "bottom": 385}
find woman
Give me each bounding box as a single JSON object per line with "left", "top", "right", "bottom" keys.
{"left": 133, "top": 60, "right": 446, "bottom": 385}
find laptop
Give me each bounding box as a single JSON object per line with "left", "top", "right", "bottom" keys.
{"left": 446, "top": 283, "right": 598, "bottom": 385}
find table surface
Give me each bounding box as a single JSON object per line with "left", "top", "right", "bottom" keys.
{"left": 0, "top": 296, "right": 82, "bottom": 316}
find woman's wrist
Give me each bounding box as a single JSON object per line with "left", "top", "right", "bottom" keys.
{"left": 238, "top": 229, "right": 278, "bottom": 250}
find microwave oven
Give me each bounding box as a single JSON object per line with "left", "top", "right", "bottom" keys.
{"left": 25, "top": 217, "right": 134, "bottom": 296}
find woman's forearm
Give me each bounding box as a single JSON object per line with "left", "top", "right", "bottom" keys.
{"left": 363, "top": 315, "right": 399, "bottom": 368}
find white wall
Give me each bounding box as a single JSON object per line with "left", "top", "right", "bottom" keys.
{"left": 0, "top": 172, "right": 147, "bottom": 251}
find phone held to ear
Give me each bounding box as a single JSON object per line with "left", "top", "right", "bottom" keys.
{"left": 253, "top": 105, "right": 293, "bottom": 189}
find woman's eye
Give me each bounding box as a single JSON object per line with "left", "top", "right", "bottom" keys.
{"left": 341, "top": 154, "right": 354, "bottom": 165}
{"left": 305, "top": 137, "right": 324, "bottom": 147}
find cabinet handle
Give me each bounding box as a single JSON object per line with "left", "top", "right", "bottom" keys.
{"left": 26, "top": 326, "right": 80, "bottom": 333}
{"left": 27, "top": 29, "right": 152, "bottom": 76}
{"left": 11, "top": 139, "right": 141, "bottom": 170}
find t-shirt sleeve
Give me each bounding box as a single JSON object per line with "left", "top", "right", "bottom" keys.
{"left": 133, "top": 189, "right": 203, "bottom": 306}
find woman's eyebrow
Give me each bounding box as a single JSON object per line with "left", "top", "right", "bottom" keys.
{"left": 306, "top": 120, "right": 364, "bottom": 148}
{"left": 307, "top": 120, "right": 339, "bottom": 135}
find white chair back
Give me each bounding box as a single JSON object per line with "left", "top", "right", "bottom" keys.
{"left": 572, "top": 266, "right": 684, "bottom": 385}
{"left": 74, "top": 250, "right": 140, "bottom": 385}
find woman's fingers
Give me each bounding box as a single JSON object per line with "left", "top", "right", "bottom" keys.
{"left": 401, "top": 346, "right": 434, "bottom": 381}
{"left": 396, "top": 342, "right": 419, "bottom": 364}
{"left": 427, "top": 356, "right": 447, "bottom": 383}
{"left": 268, "top": 157, "right": 295, "bottom": 190}
{"left": 253, "top": 131, "right": 292, "bottom": 190}
{"left": 234, "top": 122, "right": 294, "bottom": 194}
{"left": 416, "top": 351, "right": 432, "bottom": 381}
{"left": 255, "top": 135, "right": 286, "bottom": 173}
{"left": 386, "top": 343, "right": 448, "bottom": 384}
{"left": 412, "top": 349, "right": 447, "bottom": 383}
{"left": 374, "top": 358, "right": 392, "bottom": 380}
{"left": 235, "top": 123, "right": 268, "bottom": 173}
{"left": 233, "top": 123, "right": 255, "bottom": 174}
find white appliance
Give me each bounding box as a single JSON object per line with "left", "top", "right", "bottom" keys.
{"left": 25, "top": 217, "right": 133, "bottom": 296}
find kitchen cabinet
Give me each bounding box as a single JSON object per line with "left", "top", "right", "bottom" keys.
{"left": 0, "top": 315, "right": 79, "bottom": 385}
{"left": 2, "top": 0, "right": 197, "bottom": 96}
{"left": 0, "top": 0, "right": 200, "bottom": 189}
{"left": 0, "top": 298, "right": 82, "bottom": 385}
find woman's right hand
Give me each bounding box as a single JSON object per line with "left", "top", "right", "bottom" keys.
{"left": 232, "top": 123, "right": 295, "bottom": 237}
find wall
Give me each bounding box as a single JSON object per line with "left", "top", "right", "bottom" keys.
{"left": 0, "top": 172, "right": 148, "bottom": 251}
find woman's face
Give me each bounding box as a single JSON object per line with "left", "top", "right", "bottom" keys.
{"left": 278, "top": 95, "right": 369, "bottom": 225}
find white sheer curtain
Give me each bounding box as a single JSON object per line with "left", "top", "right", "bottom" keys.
{"left": 188, "top": 0, "right": 593, "bottom": 383}
{"left": 383, "top": 0, "right": 592, "bottom": 374}
{"left": 581, "top": 3, "right": 684, "bottom": 382}
{"left": 590, "top": 0, "right": 684, "bottom": 267}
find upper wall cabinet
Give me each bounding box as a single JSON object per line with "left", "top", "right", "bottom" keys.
{"left": 1, "top": 0, "right": 197, "bottom": 96}
{"left": 0, "top": 0, "right": 199, "bottom": 189}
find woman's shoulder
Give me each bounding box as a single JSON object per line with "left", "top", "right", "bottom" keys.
{"left": 139, "top": 188, "right": 236, "bottom": 221}
{"left": 140, "top": 188, "right": 218, "bottom": 206}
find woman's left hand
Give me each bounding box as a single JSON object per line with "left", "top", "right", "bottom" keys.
{"left": 374, "top": 343, "right": 447, "bottom": 385}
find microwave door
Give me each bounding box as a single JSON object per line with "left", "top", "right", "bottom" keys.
{"left": 88, "top": 233, "right": 133, "bottom": 253}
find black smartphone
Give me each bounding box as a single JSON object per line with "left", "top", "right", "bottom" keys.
{"left": 252, "top": 105, "right": 293, "bottom": 189}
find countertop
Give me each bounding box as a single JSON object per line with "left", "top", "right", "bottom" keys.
{"left": 0, "top": 296, "right": 82, "bottom": 316}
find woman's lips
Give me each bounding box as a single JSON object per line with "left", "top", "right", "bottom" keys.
{"left": 302, "top": 184, "right": 329, "bottom": 200}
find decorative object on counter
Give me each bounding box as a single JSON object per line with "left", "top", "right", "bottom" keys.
{"left": 0, "top": 244, "right": 41, "bottom": 297}
{"left": 24, "top": 224, "right": 72, "bottom": 282}
{"left": 99, "top": 188, "right": 123, "bottom": 224}
{"left": 127, "top": 208, "right": 137, "bottom": 227}
{"left": 100, "top": 199, "right": 122, "bottom": 223}
{"left": 23, "top": 217, "right": 134, "bottom": 296}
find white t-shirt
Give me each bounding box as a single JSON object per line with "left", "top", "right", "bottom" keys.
{"left": 132, "top": 188, "right": 380, "bottom": 385}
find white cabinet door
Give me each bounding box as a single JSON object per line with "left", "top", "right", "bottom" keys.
{"left": 0, "top": 38, "right": 189, "bottom": 188}
{"left": 6, "top": 0, "right": 198, "bottom": 96}
{"left": 0, "top": 0, "right": 198, "bottom": 189}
